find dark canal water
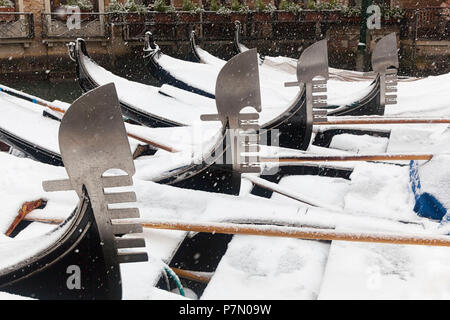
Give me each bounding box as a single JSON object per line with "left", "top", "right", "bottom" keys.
{"left": 0, "top": 55, "right": 161, "bottom": 103}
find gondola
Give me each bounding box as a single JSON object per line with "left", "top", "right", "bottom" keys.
{"left": 72, "top": 36, "right": 315, "bottom": 150}
{"left": 231, "top": 20, "right": 417, "bottom": 83}
{"left": 1, "top": 51, "right": 273, "bottom": 196}
{"left": 186, "top": 30, "right": 399, "bottom": 116}
{"left": 0, "top": 84, "right": 147, "bottom": 300}
{"left": 0, "top": 89, "right": 239, "bottom": 195}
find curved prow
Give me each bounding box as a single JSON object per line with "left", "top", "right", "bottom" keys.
{"left": 371, "top": 33, "right": 399, "bottom": 73}
{"left": 57, "top": 83, "right": 135, "bottom": 195}
{"left": 216, "top": 49, "right": 261, "bottom": 118}
{"left": 233, "top": 21, "right": 245, "bottom": 54}
{"left": 143, "top": 31, "right": 160, "bottom": 57}
{"left": 296, "top": 39, "right": 329, "bottom": 84}
{"left": 69, "top": 38, "right": 90, "bottom": 62}
{"left": 371, "top": 33, "right": 399, "bottom": 108}
{"left": 188, "top": 30, "right": 202, "bottom": 62}
{"left": 286, "top": 39, "right": 328, "bottom": 125}
{"left": 45, "top": 84, "right": 147, "bottom": 298}
{"left": 0, "top": 84, "right": 147, "bottom": 299}
{"left": 202, "top": 49, "right": 261, "bottom": 173}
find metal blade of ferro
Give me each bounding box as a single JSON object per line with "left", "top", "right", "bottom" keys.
{"left": 201, "top": 49, "right": 262, "bottom": 173}
{"left": 43, "top": 83, "right": 148, "bottom": 269}
{"left": 285, "top": 39, "right": 329, "bottom": 123}
{"left": 372, "top": 33, "right": 399, "bottom": 107}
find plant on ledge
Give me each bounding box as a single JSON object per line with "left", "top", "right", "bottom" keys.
{"left": 279, "top": 0, "right": 301, "bottom": 13}
{"left": 380, "top": 4, "right": 405, "bottom": 20}
{"left": 181, "top": 0, "right": 204, "bottom": 13}
{"left": 0, "top": 0, "right": 14, "bottom": 8}
{"left": 308, "top": 0, "right": 342, "bottom": 10}
{"left": 342, "top": 5, "right": 361, "bottom": 17}
{"left": 231, "top": 0, "right": 249, "bottom": 13}
{"left": 217, "top": 6, "right": 231, "bottom": 14}
{"left": 209, "top": 0, "right": 220, "bottom": 11}
{"left": 64, "top": 0, "right": 94, "bottom": 11}
{"left": 105, "top": 0, "right": 125, "bottom": 12}
{"left": 255, "top": 0, "right": 275, "bottom": 13}
{"left": 153, "top": 0, "right": 175, "bottom": 13}
{"left": 124, "top": 0, "right": 147, "bottom": 13}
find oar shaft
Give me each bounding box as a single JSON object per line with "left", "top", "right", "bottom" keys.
{"left": 141, "top": 221, "right": 450, "bottom": 247}
{"left": 25, "top": 217, "right": 444, "bottom": 246}
{"left": 316, "top": 119, "right": 450, "bottom": 125}
{"left": 126, "top": 132, "right": 179, "bottom": 153}
{"left": 262, "top": 154, "right": 433, "bottom": 163}
{"left": 171, "top": 267, "right": 212, "bottom": 284}
{"left": 0, "top": 87, "right": 179, "bottom": 153}
{"left": 0, "top": 87, "right": 66, "bottom": 114}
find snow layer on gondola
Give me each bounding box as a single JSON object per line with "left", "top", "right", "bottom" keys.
{"left": 81, "top": 54, "right": 290, "bottom": 125}
{"left": 385, "top": 72, "right": 450, "bottom": 116}
{"left": 155, "top": 52, "right": 299, "bottom": 107}
{"left": 318, "top": 236, "right": 450, "bottom": 299}
{"left": 170, "top": 45, "right": 450, "bottom": 113}
{"left": 1, "top": 146, "right": 448, "bottom": 299}
{"left": 0, "top": 153, "right": 77, "bottom": 269}
{"left": 0, "top": 91, "right": 60, "bottom": 154}
{"left": 0, "top": 86, "right": 219, "bottom": 155}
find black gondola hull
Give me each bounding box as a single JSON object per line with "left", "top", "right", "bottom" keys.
{"left": 0, "top": 193, "right": 122, "bottom": 300}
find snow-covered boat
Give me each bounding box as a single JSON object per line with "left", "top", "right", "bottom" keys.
{"left": 0, "top": 84, "right": 147, "bottom": 299}
{"left": 73, "top": 37, "right": 314, "bottom": 150}
{"left": 188, "top": 30, "right": 400, "bottom": 116}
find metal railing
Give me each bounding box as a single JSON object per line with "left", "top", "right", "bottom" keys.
{"left": 0, "top": 12, "right": 34, "bottom": 40}
{"left": 109, "top": 11, "right": 344, "bottom": 42}
{"left": 405, "top": 7, "right": 449, "bottom": 41}
{"left": 41, "top": 12, "right": 110, "bottom": 39}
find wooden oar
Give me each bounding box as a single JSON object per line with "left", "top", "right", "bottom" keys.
{"left": 0, "top": 86, "right": 178, "bottom": 153}
{"left": 139, "top": 220, "right": 450, "bottom": 247}
{"left": 5, "top": 199, "right": 46, "bottom": 236}
{"left": 171, "top": 267, "right": 212, "bottom": 284}
{"left": 0, "top": 86, "right": 67, "bottom": 114}
{"left": 315, "top": 118, "right": 450, "bottom": 125}
{"left": 242, "top": 173, "right": 336, "bottom": 210}
{"left": 262, "top": 153, "right": 433, "bottom": 163}
{"left": 23, "top": 217, "right": 447, "bottom": 246}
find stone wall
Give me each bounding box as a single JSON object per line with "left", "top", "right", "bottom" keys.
{"left": 0, "top": 1, "right": 448, "bottom": 79}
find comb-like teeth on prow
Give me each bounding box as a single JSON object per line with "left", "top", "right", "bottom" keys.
{"left": 386, "top": 86, "right": 398, "bottom": 93}
{"left": 313, "top": 95, "right": 327, "bottom": 102}
{"left": 240, "top": 164, "right": 261, "bottom": 173}
{"left": 117, "top": 252, "right": 149, "bottom": 264}
{"left": 242, "top": 145, "right": 260, "bottom": 153}
{"left": 313, "top": 109, "right": 328, "bottom": 122}
{"left": 284, "top": 81, "right": 300, "bottom": 87}
{"left": 200, "top": 113, "right": 221, "bottom": 122}
{"left": 313, "top": 102, "right": 328, "bottom": 108}
{"left": 115, "top": 237, "right": 146, "bottom": 249}
{"left": 104, "top": 191, "right": 137, "bottom": 204}
{"left": 102, "top": 175, "right": 133, "bottom": 188}
{"left": 313, "top": 94, "right": 327, "bottom": 108}
{"left": 112, "top": 223, "right": 143, "bottom": 235}
{"left": 42, "top": 179, "right": 73, "bottom": 192}
{"left": 386, "top": 96, "right": 397, "bottom": 105}
{"left": 239, "top": 113, "right": 259, "bottom": 121}
{"left": 312, "top": 80, "right": 327, "bottom": 93}
{"left": 108, "top": 208, "right": 140, "bottom": 219}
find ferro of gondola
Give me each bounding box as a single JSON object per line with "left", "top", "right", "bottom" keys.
{"left": 0, "top": 84, "right": 148, "bottom": 300}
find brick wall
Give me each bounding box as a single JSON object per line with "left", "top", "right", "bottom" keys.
{"left": 397, "top": 0, "right": 443, "bottom": 8}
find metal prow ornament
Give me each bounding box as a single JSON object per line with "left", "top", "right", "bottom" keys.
{"left": 201, "top": 49, "right": 262, "bottom": 174}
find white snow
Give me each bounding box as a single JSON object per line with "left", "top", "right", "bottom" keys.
{"left": 0, "top": 50, "right": 450, "bottom": 300}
